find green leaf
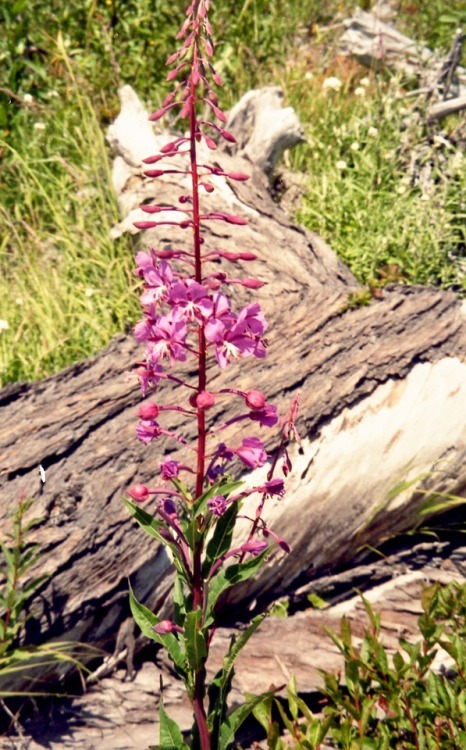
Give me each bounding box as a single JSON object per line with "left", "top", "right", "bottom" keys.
{"left": 360, "top": 594, "right": 380, "bottom": 634}
{"left": 207, "top": 547, "right": 269, "bottom": 616}
{"left": 251, "top": 692, "right": 273, "bottom": 733}
{"left": 286, "top": 674, "right": 299, "bottom": 720}
{"left": 340, "top": 616, "right": 352, "bottom": 649}
{"left": 184, "top": 609, "right": 207, "bottom": 671}
{"left": 208, "top": 612, "right": 268, "bottom": 747}
{"left": 306, "top": 592, "right": 327, "bottom": 609}
{"left": 219, "top": 691, "right": 276, "bottom": 750}
{"left": 323, "top": 625, "right": 345, "bottom": 654}
{"left": 159, "top": 698, "right": 190, "bottom": 750}
{"left": 124, "top": 500, "right": 189, "bottom": 579}
{"left": 308, "top": 715, "right": 332, "bottom": 746}
{"left": 392, "top": 651, "right": 405, "bottom": 673}
{"left": 173, "top": 576, "right": 186, "bottom": 627}
{"left": 202, "top": 502, "right": 239, "bottom": 578}
{"left": 208, "top": 611, "right": 267, "bottom": 716}
{"left": 128, "top": 586, "right": 187, "bottom": 677}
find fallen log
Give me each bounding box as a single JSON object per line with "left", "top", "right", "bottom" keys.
{"left": 339, "top": 8, "right": 466, "bottom": 106}
{"left": 1, "top": 86, "right": 466, "bottom": 701}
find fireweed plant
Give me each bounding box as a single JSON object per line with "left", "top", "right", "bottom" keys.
{"left": 124, "top": 2, "right": 299, "bottom": 749}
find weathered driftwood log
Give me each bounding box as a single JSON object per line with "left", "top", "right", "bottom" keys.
{"left": 1, "top": 86, "right": 466, "bottom": 699}
{"left": 17, "top": 547, "right": 466, "bottom": 749}
{"left": 339, "top": 8, "right": 466, "bottom": 103}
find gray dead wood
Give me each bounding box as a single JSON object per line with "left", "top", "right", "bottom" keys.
{"left": 0, "top": 86, "right": 466, "bottom": 705}
{"left": 339, "top": 9, "right": 466, "bottom": 107}
{"left": 12, "top": 549, "right": 466, "bottom": 750}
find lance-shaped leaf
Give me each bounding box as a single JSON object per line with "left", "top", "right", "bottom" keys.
{"left": 202, "top": 501, "right": 239, "bottom": 579}
{"left": 129, "top": 586, "right": 187, "bottom": 679}
{"left": 184, "top": 609, "right": 207, "bottom": 672}
{"left": 151, "top": 697, "right": 190, "bottom": 750}
{"left": 207, "top": 612, "right": 268, "bottom": 744}
{"left": 125, "top": 500, "right": 190, "bottom": 582}
{"left": 218, "top": 690, "right": 277, "bottom": 750}
{"left": 206, "top": 547, "right": 269, "bottom": 620}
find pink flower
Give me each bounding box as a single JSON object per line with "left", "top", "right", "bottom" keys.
{"left": 235, "top": 437, "right": 267, "bottom": 469}
{"left": 208, "top": 303, "right": 268, "bottom": 368}
{"left": 168, "top": 279, "right": 213, "bottom": 321}
{"left": 160, "top": 459, "right": 180, "bottom": 479}
{"left": 147, "top": 308, "right": 187, "bottom": 367}
{"left": 136, "top": 254, "right": 173, "bottom": 306}
{"left": 137, "top": 419, "right": 162, "bottom": 444}
{"left": 240, "top": 540, "right": 268, "bottom": 556}
{"left": 136, "top": 363, "right": 163, "bottom": 397}
{"left": 249, "top": 404, "right": 278, "bottom": 427}
{"left": 257, "top": 478, "right": 285, "bottom": 498}
{"left": 207, "top": 495, "right": 227, "bottom": 516}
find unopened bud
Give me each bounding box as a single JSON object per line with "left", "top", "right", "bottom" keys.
{"left": 153, "top": 619, "right": 183, "bottom": 634}
{"left": 128, "top": 484, "right": 149, "bottom": 502}
{"left": 189, "top": 390, "right": 216, "bottom": 410}
{"left": 137, "top": 402, "right": 159, "bottom": 420}
{"left": 241, "top": 278, "right": 264, "bottom": 289}
{"left": 245, "top": 390, "right": 266, "bottom": 409}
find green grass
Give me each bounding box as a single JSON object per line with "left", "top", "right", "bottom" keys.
{"left": 1, "top": 0, "right": 465, "bottom": 385}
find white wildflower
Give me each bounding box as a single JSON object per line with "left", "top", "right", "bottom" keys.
{"left": 360, "top": 77, "right": 370, "bottom": 87}
{"left": 368, "top": 126, "right": 378, "bottom": 137}
{"left": 397, "top": 185, "right": 407, "bottom": 195}
{"left": 350, "top": 142, "right": 360, "bottom": 152}
{"left": 0, "top": 320, "right": 9, "bottom": 332}
{"left": 34, "top": 122, "right": 46, "bottom": 130}
{"left": 322, "top": 76, "right": 342, "bottom": 93}
{"left": 23, "top": 93, "right": 33, "bottom": 103}
{"left": 336, "top": 160, "right": 347, "bottom": 170}
{"left": 304, "top": 71, "right": 313, "bottom": 81}
{"left": 354, "top": 86, "right": 365, "bottom": 97}
{"left": 85, "top": 288, "right": 94, "bottom": 297}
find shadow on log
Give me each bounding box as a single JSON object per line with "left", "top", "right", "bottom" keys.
{"left": 1, "top": 86, "right": 466, "bottom": 700}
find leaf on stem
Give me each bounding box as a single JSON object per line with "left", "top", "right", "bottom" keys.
{"left": 128, "top": 586, "right": 187, "bottom": 678}
{"left": 206, "top": 547, "right": 269, "bottom": 617}
{"left": 202, "top": 502, "right": 239, "bottom": 578}
{"left": 218, "top": 690, "right": 278, "bottom": 750}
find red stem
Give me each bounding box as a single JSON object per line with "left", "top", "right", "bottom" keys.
{"left": 189, "top": 37, "right": 211, "bottom": 750}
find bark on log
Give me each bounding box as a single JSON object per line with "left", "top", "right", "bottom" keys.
{"left": 1, "top": 86, "right": 466, "bottom": 699}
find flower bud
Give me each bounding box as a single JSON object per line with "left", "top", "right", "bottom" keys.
{"left": 190, "top": 390, "right": 216, "bottom": 409}
{"left": 245, "top": 390, "right": 266, "bottom": 409}
{"left": 128, "top": 484, "right": 149, "bottom": 502}
{"left": 153, "top": 619, "right": 183, "bottom": 634}
{"left": 241, "top": 278, "right": 264, "bottom": 289}
{"left": 240, "top": 540, "right": 268, "bottom": 556}
{"left": 137, "top": 402, "right": 159, "bottom": 420}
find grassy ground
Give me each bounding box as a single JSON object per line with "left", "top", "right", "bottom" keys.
{"left": 1, "top": 0, "right": 465, "bottom": 385}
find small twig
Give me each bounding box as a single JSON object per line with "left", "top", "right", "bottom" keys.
{"left": 0, "top": 698, "right": 28, "bottom": 747}
{"left": 426, "top": 28, "right": 465, "bottom": 101}
{"left": 0, "top": 87, "right": 42, "bottom": 111}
